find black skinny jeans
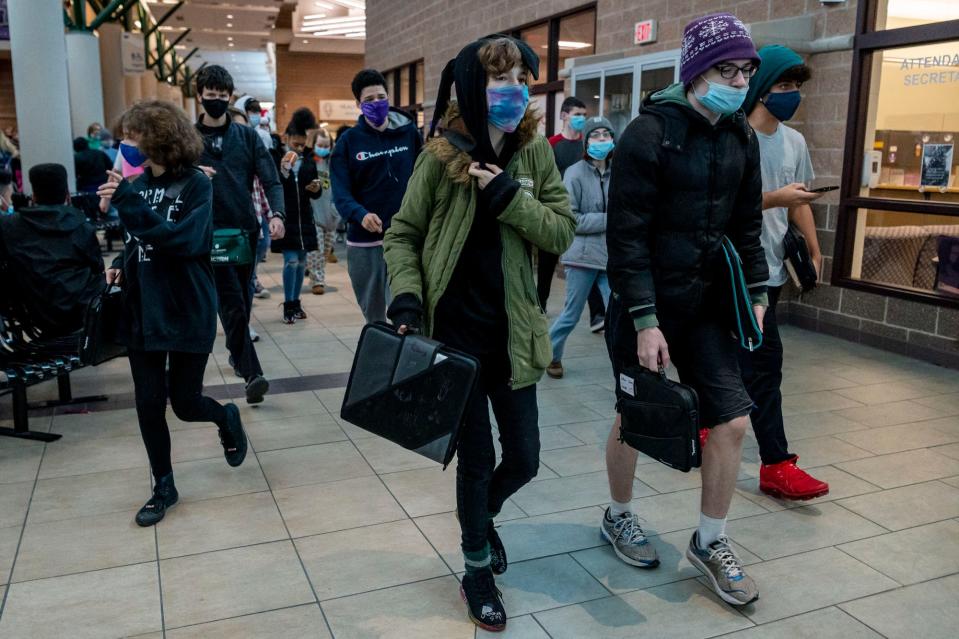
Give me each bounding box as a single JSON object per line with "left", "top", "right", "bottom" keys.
{"left": 214, "top": 230, "right": 262, "bottom": 382}
{"left": 739, "top": 286, "right": 791, "bottom": 465}
{"left": 129, "top": 349, "right": 228, "bottom": 480}
{"left": 456, "top": 371, "right": 540, "bottom": 554}
{"left": 537, "top": 250, "right": 605, "bottom": 318}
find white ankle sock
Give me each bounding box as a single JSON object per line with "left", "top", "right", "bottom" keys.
{"left": 609, "top": 499, "right": 632, "bottom": 518}
{"left": 697, "top": 512, "right": 726, "bottom": 547}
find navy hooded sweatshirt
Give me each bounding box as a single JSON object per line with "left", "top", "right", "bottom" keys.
{"left": 330, "top": 108, "right": 422, "bottom": 245}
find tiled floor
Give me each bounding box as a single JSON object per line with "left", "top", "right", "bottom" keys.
{"left": 1, "top": 250, "right": 958, "bottom": 638}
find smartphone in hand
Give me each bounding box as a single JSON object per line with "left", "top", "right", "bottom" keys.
{"left": 807, "top": 185, "right": 839, "bottom": 193}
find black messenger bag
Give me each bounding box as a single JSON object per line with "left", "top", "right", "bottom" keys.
{"left": 616, "top": 365, "right": 702, "bottom": 472}
{"left": 340, "top": 323, "right": 480, "bottom": 468}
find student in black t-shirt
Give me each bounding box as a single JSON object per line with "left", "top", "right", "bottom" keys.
{"left": 98, "top": 100, "right": 247, "bottom": 528}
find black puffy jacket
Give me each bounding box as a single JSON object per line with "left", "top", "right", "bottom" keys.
{"left": 607, "top": 84, "right": 767, "bottom": 325}
{"left": 271, "top": 157, "right": 321, "bottom": 253}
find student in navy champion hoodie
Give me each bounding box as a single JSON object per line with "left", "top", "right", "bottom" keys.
{"left": 331, "top": 68, "right": 422, "bottom": 323}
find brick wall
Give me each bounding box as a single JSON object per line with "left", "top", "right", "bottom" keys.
{"left": 273, "top": 48, "right": 364, "bottom": 133}
{"left": 366, "top": 0, "right": 959, "bottom": 368}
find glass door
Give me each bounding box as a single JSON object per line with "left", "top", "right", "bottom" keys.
{"left": 603, "top": 69, "right": 633, "bottom": 136}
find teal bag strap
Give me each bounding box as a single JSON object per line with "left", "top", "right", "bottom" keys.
{"left": 721, "top": 236, "right": 763, "bottom": 352}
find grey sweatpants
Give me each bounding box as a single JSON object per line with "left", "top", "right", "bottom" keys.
{"left": 347, "top": 244, "right": 391, "bottom": 324}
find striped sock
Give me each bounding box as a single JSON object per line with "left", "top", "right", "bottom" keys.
{"left": 464, "top": 543, "right": 491, "bottom": 575}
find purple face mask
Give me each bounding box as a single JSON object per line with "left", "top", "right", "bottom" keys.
{"left": 361, "top": 99, "right": 390, "bottom": 127}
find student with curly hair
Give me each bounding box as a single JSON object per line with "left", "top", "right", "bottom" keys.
{"left": 98, "top": 100, "right": 247, "bottom": 527}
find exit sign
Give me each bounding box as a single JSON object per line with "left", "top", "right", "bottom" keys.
{"left": 634, "top": 20, "right": 657, "bottom": 45}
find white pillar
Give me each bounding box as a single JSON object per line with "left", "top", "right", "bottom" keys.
{"left": 183, "top": 95, "right": 197, "bottom": 121}
{"left": 141, "top": 72, "right": 158, "bottom": 100}
{"left": 8, "top": 0, "right": 76, "bottom": 193}
{"left": 124, "top": 75, "right": 142, "bottom": 107}
{"left": 98, "top": 23, "right": 126, "bottom": 130}
{"left": 66, "top": 31, "right": 106, "bottom": 138}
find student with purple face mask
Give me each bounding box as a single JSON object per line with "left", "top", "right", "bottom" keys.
{"left": 330, "top": 69, "right": 422, "bottom": 323}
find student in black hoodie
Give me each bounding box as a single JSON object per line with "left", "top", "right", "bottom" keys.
{"left": 272, "top": 108, "right": 322, "bottom": 324}
{"left": 331, "top": 69, "right": 422, "bottom": 323}
{"left": 0, "top": 163, "right": 103, "bottom": 336}
{"left": 97, "top": 101, "right": 247, "bottom": 528}
{"left": 194, "top": 65, "right": 285, "bottom": 405}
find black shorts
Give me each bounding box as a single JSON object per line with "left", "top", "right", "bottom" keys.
{"left": 605, "top": 294, "right": 754, "bottom": 428}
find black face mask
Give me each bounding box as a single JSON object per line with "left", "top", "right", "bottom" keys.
{"left": 201, "top": 98, "right": 229, "bottom": 120}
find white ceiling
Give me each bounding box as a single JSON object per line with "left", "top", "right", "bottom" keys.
{"left": 142, "top": 0, "right": 367, "bottom": 101}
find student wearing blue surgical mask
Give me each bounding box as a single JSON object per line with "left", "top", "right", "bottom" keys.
{"left": 546, "top": 117, "right": 616, "bottom": 380}
{"left": 739, "top": 45, "right": 828, "bottom": 503}
{"left": 304, "top": 127, "right": 338, "bottom": 295}
{"left": 603, "top": 13, "right": 767, "bottom": 607}
{"left": 384, "top": 35, "right": 574, "bottom": 632}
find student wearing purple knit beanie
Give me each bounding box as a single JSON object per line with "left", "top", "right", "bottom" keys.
{"left": 602, "top": 12, "right": 766, "bottom": 606}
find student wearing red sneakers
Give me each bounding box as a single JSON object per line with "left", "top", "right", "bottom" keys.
{"left": 741, "top": 45, "right": 829, "bottom": 501}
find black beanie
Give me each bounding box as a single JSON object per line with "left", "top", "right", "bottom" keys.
{"left": 430, "top": 34, "right": 539, "bottom": 164}
{"left": 29, "top": 163, "right": 69, "bottom": 205}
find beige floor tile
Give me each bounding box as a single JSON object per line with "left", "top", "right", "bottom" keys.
{"left": 0, "top": 562, "right": 161, "bottom": 639}
{"left": 558, "top": 419, "right": 616, "bottom": 445}
{"left": 236, "top": 390, "right": 328, "bottom": 424}
{"left": 296, "top": 519, "right": 449, "bottom": 600}
{"left": 160, "top": 540, "right": 315, "bottom": 628}
{"left": 258, "top": 441, "right": 374, "bottom": 490}
{"left": 839, "top": 519, "right": 959, "bottom": 585}
{"left": 935, "top": 443, "right": 959, "bottom": 460}
{"left": 782, "top": 411, "right": 868, "bottom": 442}
{"left": 629, "top": 488, "right": 768, "bottom": 536}
{"left": 538, "top": 403, "right": 607, "bottom": 427}
{"left": 782, "top": 391, "right": 865, "bottom": 416}
{"left": 486, "top": 554, "right": 609, "bottom": 616}
{"left": 538, "top": 444, "right": 607, "bottom": 477}
{"left": 245, "top": 414, "right": 348, "bottom": 452}
{"left": 170, "top": 426, "right": 234, "bottom": 464}
{"left": 725, "top": 502, "right": 886, "bottom": 560}
{"left": 736, "top": 465, "right": 881, "bottom": 512}
{"left": 496, "top": 507, "right": 610, "bottom": 564}
{"left": 27, "top": 466, "right": 151, "bottom": 524}
{"left": 171, "top": 456, "right": 269, "bottom": 503}
{"left": 156, "top": 491, "right": 288, "bottom": 559}
{"left": 840, "top": 573, "right": 959, "bottom": 639}
{"left": 0, "top": 480, "right": 32, "bottom": 529}
{"left": 837, "top": 449, "right": 959, "bottom": 489}
{"left": 916, "top": 414, "right": 959, "bottom": 438}
{"left": 739, "top": 547, "right": 898, "bottom": 624}
{"left": 476, "top": 614, "right": 549, "bottom": 638}
{"left": 13, "top": 510, "right": 155, "bottom": 582}
{"left": 715, "top": 606, "right": 882, "bottom": 638}
{"left": 836, "top": 379, "right": 957, "bottom": 405}
{"left": 834, "top": 420, "right": 959, "bottom": 455}
{"left": 511, "top": 471, "right": 655, "bottom": 517}
{"left": 785, "top": 436, "right": 874, "bottom": 467}
{"left": 351, "top": 436, "right": 437, "bottom": 474}
{"left": 47, "top": 407, "right": 141, "bottom": 440}
{"left": 634, "top": 463, "right": 710, "bottom": 493}
{"left": 537, "top": 426, "right": 586, "bottom": 451}
{"left": 0, "top": 439, "right": 44, "bottom": 484}
{"left": 835, "top": 399, "right": 954, "bottom": 428}
{"left": 572, "top": 527, "right": 760, "bottom": 596}
{"left": 837, "top": 480, "right": 959, "bottom": 530}
{"left": 37, "top": 433, "right": 149, "bottom": 479}
{"left": 944, "top": 475, "right": 959, "bottom": 488}
{"left": 0, "top": 525, "right": 19, "bottom": 586}
{"left": 380, "top": 465, "right": 457, "bottom": 518}
{"left": 534, "top": 579, "right": 752, "bottom": 639}
{"left": 321, "top": 575, "right": 475, "bottom": 639}
{"left": 914, "top": 392, "right": 959, "bottom": 416}
{"left": 164, "top": 603, "right": 330, "bottom": 638}
{"left": 275, "top": 475, "right": 405, "bottom": 539}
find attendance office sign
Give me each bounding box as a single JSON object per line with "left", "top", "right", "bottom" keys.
{"left": 634, "top": 20, "right": 658, "bottom": 46}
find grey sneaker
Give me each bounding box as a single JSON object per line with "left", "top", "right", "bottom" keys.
{"left": 686, "top": 532, "right": 759, "bottom": 606}
{"left": 601, "top": 508, "right": 660, "bottom": 568}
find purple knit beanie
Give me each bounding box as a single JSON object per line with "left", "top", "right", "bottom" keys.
{"left": 680, "top": 13, "right": 759, "bottom": 85}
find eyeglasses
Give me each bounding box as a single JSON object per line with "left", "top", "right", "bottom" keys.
{"left": 713, "top": 63, "right": 758, "bottom": 80}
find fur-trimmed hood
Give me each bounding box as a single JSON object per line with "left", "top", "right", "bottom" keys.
{"left": 424, "top": 102, "right": 542, "bottom": 185}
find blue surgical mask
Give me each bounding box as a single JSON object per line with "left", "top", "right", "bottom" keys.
{"left": 569, "top": 115, "right": 587, "bottom": 132}
{"left": 314, "top": 146, "right": 330, "bottom": 158}
{"left": 587, "top": 140, "right": 615, "bottom": 161}
{"left": 762, "top": 90, "right": 802, "bottom": 122}
{"left": 487, "top": 84, "right": 530, "bottom": 133}
{"left": 119, "top": 142, "right": 148, "bottom": 168}
{"left": 249, "top": 114, "right": 262, "bottom": 127}
{"left": 1, "top": 197, "right": 12, "bottom": 215}
{"left": 695, "top": 77, "right": 749, "bottom": 116}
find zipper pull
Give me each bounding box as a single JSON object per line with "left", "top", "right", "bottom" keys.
{"left": 747, "top": 337, "right": 754, "bottom": 352}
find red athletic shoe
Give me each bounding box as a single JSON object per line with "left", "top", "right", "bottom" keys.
{"left": 759, "top": 455, "right": 829, "bottom": 501}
